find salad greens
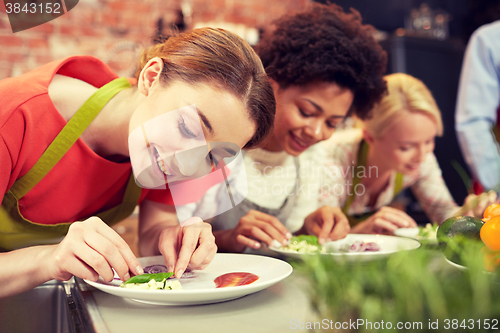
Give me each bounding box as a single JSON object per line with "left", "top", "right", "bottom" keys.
{"left": 418, "top": 223, "right": 438, "bottom": 239}
{"left": 290, "top": 235, "right": 320, "bottom": 245}
{"left": 280, "top": 235, "right": 325, "bottom": 254}
{"left": 122, "top": 272, "right": 174, "bottom": 285}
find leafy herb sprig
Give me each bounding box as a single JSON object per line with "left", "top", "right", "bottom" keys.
{"left": 122, "top": 272, "right": 174, "bottom": 285}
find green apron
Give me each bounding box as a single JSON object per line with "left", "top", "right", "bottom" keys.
{"left": 341, "top": 140, "right": 403, "bottom": 226}
{"left": 0, "top": 78, "right": 142, "bottom": 251}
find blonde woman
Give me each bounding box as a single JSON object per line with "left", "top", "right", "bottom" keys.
{"left": 319, "top": 73, "right": 495, "bottom": 234}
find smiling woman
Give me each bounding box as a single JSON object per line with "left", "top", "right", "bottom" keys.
{"left": 319, "top": 73, "right": 497, "bottom": 234}
{"left": 0, "top": 27, "right": 275, "bottom": 298}
{"left": 175, "top": 3, "right": 388, "bottom": 254}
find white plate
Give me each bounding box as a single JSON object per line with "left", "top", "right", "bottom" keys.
{"left": 444, "top": 257, "right": 467, "bottom": 271}
{"left": 270, "top": 234, "right": 421, "bottom": 262}
{"left": 84, "top": 253, "right": 292, "bottom": 305}
{"left": 393, "top": 227, "right": 438, "bottom": 244}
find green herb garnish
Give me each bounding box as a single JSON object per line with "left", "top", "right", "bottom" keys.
{"left": 122, "top": 272, "right": 174, "bottom": 284}
{"left": 291, "top": 235, "right": 320, "bottom": 246}
{"left": 418, "top": 222, "right": 438, "bottom": 238}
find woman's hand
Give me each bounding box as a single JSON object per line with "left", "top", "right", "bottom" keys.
{"left": 351, "top": 206, "right": 417, "bottom": 234}
{"left": 158, "top": 218, "right": 217, "bottom": 278}
{"left": 45, "top": 216, "right": 143, "bottom": 283}
{"left": 215, "top": 210, "right": 292, "bottom": 253}
{"left": 459, "top": 190, "right": 498, "bottom": 218}
{"left": 301, "top": 206, "right": 350, "bottom": 244}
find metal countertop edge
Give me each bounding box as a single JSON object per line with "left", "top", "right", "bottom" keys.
{"left": 70, "top": 278, "right": 111, "bottom": 333}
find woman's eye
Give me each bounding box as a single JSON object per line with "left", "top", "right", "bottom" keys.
{"left": 299, "top": 108, "right": 313, "bottom": 117}
{"left": 326, "top": 121, "right": 337, "bottom": 129}
{"left": 399, "top": 147, "right": 410, "bottom": 152}
{"left": 178, "top": 119, "right": 197, "bottom": 138}
{"left": 206, "top": 152, "right": 215, "bottom": 166}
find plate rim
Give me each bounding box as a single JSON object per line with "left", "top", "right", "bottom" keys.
{"left": 393, "top": 227, "right": 438, "bottom": 242}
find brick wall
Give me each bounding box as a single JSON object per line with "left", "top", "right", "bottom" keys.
{"left": 0, "top": 0, "right": 309, "bottom": 80}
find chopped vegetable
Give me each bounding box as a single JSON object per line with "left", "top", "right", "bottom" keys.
{"left": 280, "top": 235, "right": 325, "bottom": 254}
{"left": 143, "top": 265, "right": 169, "bottom": 274}
{"left": 291, "top": 235, "right": 320, "bottom": 246}
{"left": 339, "top": 241, "right": 380, "bottom": 253}
{"left": 418, "top": 223, "right": 438, "bottom": 239}
{"left": 121, "top": 278, "right": 182, "bottom": 290}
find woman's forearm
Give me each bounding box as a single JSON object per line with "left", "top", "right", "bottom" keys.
{"left": 0, "top": 245, "right": 54, "bottom": 298}
{"left": 138, "top": 200, "right": 179, "bottom": 257}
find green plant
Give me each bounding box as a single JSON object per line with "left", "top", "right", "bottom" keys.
{"left": 295, "top": 244, "right": 500, "bottom": 332}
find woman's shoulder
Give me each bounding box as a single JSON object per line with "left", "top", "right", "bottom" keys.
{"left": 0, "top": 56, "right": 117, "bottom": 126}
{"left": 319, "top": 128, "right": 363, "bottom": 164}
{"left": 322, "top": 128, "right": 363, "bottom": 149}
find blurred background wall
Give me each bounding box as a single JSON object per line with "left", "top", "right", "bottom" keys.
{"left": 0, "top": 0, "right": 308, "bottom": 79}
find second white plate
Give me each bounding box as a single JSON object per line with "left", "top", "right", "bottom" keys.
{"left": 270, "top": 234, "right": 421, "bottom": 262}
{"left": 394, "top": 227, "right": 438, "bottom": 244}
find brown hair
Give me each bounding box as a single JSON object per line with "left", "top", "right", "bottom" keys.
{"left": 135, "top": 27, "right": 276, "bottom": 148}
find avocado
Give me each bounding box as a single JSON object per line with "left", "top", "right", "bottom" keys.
{"left": 437, "top": 215, "right": 484, "bottom": 265}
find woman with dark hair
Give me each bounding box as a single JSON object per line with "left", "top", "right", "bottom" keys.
{"left": 177, "top": 3, "right": 387, "bottom": 253}
{"left": 0, "top": 27, "right": 275, "bottom": 298}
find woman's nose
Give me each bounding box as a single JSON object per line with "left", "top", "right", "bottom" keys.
{"left": 415, "top": 145, "right": 427, "bottom": 163}
{"left": 303, "top": 119, "right": 325, "bottom": 141}
{"left": 173, "top": 146, "right": 212, "bottom": 177}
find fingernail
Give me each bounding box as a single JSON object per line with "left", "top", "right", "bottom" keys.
{"left": 255, "top": 242, "right": 261, "bottom": 249}
{"left": 319, "top": 238, "right": 325, "bottom": 244}
{"left": 176, "top": 269, "right": 184, "bottom": 277}
{"left": 124, "top": 273, "right": 130, "bottom": 281}
{"left": 136, "top": 266, "right": 144, "bottom": 275}
{"left": 271, "top": 239, "right": 282, "bottom": 248}
{"left": 167, "top": 266, "right": 174, "bottom": 273}
{"left": 286, "top": 232, "right": 292, "bottom": 239}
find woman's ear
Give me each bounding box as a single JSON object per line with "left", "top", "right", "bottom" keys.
{"left": 138, "top": 57, "right": 164, "bottom": 96}
{"left": 269, "top": 78, "right": 280, "bottom": 96}
{"left": 363, "top": 129, "right": 375, "bottom": 144}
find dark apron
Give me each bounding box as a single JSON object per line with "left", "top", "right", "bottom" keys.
{"left": 0, "top": 78, "right": 142, "bottom": 250}
{"left": 342, "top": 140, "right": 403, "bottom": 226}
{"left": 211, "top": 156, "right": 300, "bottom": 252}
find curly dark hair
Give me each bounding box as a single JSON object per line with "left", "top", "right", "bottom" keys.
{"left": 255, "top": 2, "right": 387, "bottom": 120}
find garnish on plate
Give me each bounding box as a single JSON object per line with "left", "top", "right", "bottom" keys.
{"left": 279, "top": 235, "right": 326, "bottom": 254}
{"left": 214, "top": 272, "right": 259, "bottom": 288}
{"left": 120, "top": 272, "right": 182, "bottom": 290}
{"left": 418, "top": 222, "right": 438, "bottom": 239}
{"left": 339, "top": 240, "right": 380, "bottom": 253}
